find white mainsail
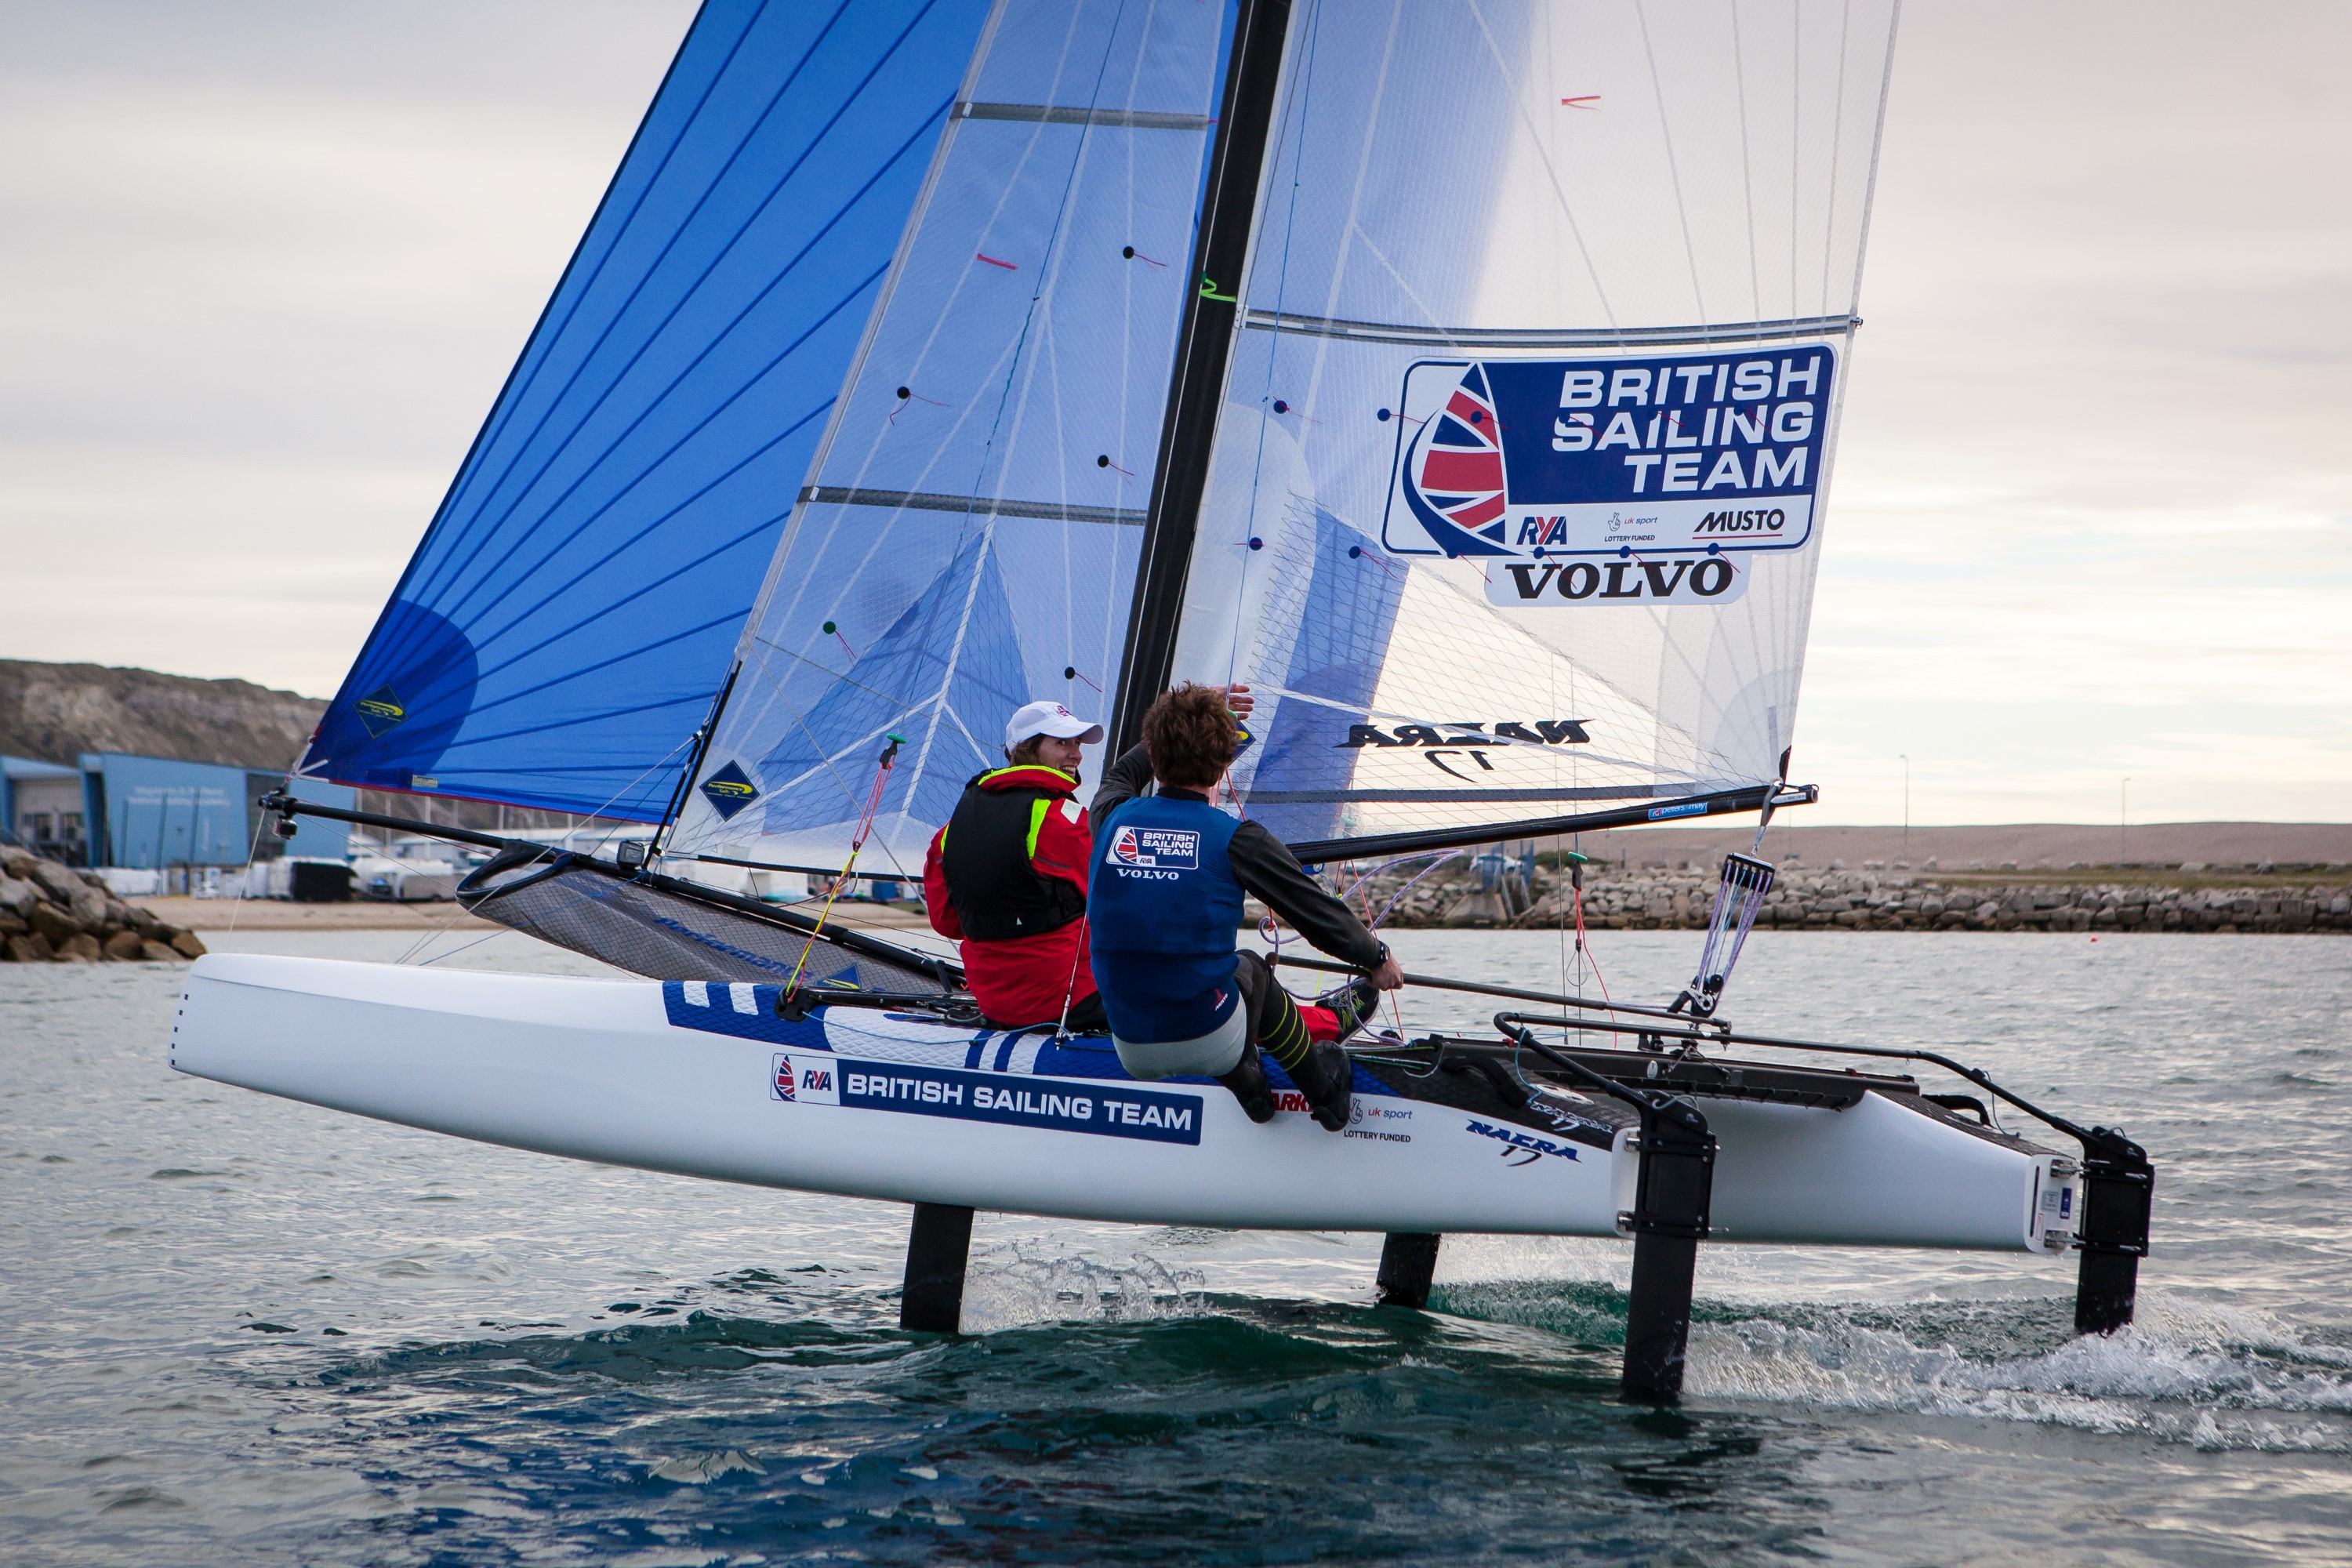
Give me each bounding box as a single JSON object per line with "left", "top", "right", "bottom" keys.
{"left": 1171, "top": 0, "right": 1900, "bottom": 847}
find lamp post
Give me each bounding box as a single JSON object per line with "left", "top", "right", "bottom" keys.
{"left": 2121, "top": 778, "right": 2130, "bottom": 866}
{"left": 1899, "top": 754, "right": 1910, "bottom": 867}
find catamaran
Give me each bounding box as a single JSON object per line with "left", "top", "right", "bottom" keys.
{"left": 172, "top": 0, "right": 2151, "bottom": 1399}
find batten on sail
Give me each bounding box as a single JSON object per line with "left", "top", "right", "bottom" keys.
{"left": 669, "top": 0, "right": 1236, "bottom": 877}
{"left": 300, "top": 0, "right": 997, "bottom": 820}
{"left": 1157, "top": 0, "right": 1899, "bottom": 857}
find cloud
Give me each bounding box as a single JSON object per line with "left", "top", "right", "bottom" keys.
{"left": 0, "top": 1, "right": 698, "bottom": 694}
{"left": 1801, "top": 0, "right": 2352, "bottom": 822}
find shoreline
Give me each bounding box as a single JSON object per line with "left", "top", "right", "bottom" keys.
{"left": 1368, "top": 864, "right": 2352, "bottom": 935}
{"left": 130, "top": 895, "right": 937, "bottom": 933}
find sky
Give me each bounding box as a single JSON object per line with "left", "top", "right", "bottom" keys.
{"left": 0, "top": 1, "right": 2343, "bottom": 825}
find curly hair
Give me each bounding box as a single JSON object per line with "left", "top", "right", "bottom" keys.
{"left": 1141, "top": 684, "right": 1238, "bottom": 789}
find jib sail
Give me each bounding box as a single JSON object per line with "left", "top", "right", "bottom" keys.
{"left": 664, "top": 0, "right": 1236, "bottom": 878}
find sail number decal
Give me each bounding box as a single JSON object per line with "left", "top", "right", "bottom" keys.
{"left": 1381, "top": 345, "right": 1837, "bottom": 606}
{"left": 771, "top": 1054, "right": 1202, "bottom": 1145}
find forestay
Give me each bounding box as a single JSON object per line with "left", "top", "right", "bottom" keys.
{"left": 298, "top": 0, "right": 995, "bottom": 819}
{"left": 1172, "top": 0, "right": 1900, "bottom": 847}
{"left": 667, "top": 0, "right": 1232, "bottom": 877}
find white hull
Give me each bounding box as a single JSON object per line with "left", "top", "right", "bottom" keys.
{"left": 171, "top": 955, "right": 2075, "bottom": 1251}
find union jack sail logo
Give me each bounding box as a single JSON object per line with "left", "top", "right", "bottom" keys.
{"left": 1397, "top": 364, "right": 1513, "bottom": 556}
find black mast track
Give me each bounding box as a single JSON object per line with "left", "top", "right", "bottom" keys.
{"left": 652, "top": 660, "right": 739, "bottom": 854}
{"left": 1107, "top": 0, "right": 1294, "bottom": 757}
{"left": 1281, "top": 783, "right": 1815, "bottom": 866}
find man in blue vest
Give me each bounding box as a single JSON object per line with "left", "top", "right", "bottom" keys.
{"left": 1088, "top": 683, "right": 1403, "bottom": 1130}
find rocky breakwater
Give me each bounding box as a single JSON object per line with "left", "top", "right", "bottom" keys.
{"left": 1370, "top": 860, "right": 2352, "bottom": 935}
{"left": 0, "top": 847, "right": 207, "bottom": 963}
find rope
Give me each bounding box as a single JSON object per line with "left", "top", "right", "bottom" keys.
{"left": 782, "top": 734, "right": 902, "bottom": 997}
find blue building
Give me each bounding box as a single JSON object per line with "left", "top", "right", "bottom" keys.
{"left": 67, "top": 753, "right": 355, "bottom": 869}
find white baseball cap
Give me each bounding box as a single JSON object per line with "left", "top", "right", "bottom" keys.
{"left": 1005, "top": 699, "right": 1104, "bottom": 749}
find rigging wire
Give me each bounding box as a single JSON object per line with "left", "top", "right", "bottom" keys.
{"left": 728, "top": 0, "right": 1144, "bottom": 866}
{"left": 390, "top": 729, "right": 698, "bottom": 967}
{"left": 782, "top": 735, "right": 903, "bottom": 998}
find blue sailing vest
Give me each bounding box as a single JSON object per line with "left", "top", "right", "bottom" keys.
{"left": 1086, "top": 794, "right": 1245, "bottom": 1044}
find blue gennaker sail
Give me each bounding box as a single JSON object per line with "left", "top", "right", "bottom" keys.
{"left": 299, "top": 0, "right": 997, "bottom": 819}
{"left": 667, "top": 0, "right": 1234, "bottom": 876}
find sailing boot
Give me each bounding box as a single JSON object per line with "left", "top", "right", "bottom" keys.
{"left": 1246, "top": 969, "right": 1352, "bottom": 1132}
{"left": 1316, "top": 975, "right": 1385, "bottom": 1044}
{"left": 1292, "top": 1038, "right": 1357, "bottom": 1133}
{"left": 1215, "top": 1041, "right": 1279, "bottom": 1124}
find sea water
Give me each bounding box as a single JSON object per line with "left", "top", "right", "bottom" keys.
{"left": 2, "top": 927, "right": 2347, "bottom": 1565}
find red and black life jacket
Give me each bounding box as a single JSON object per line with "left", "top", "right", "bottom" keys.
{"left": 937, "top": 766, "right": 1087, "bottom": 942}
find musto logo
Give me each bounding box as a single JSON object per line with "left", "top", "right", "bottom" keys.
{"left": 1109, "top": 825, "right": 1200, "bottom": 871}
{"left": 1382, "top": 347, "right": 1836, "bottom": 609}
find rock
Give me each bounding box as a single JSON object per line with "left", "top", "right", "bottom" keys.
{"left": 7, "top": 933, "right": 54, "bottom": 963}
{"left": 0, "top": 875, "right": 36, "bottom": 916}
{"left": 169, "top": 930, "right": 208, "bottom": 960}
{"left": 15, "top": 859, "right": 108, "bottom": 925}
{"left": 1443, "top": 890, "right": 1512, "bottom": 926}
{"left": 0, "top": 913, "right": 22, "bottom": 938}
{"left": 27, "top": 902, "right": 82, "bottom": 947}
{"left": 58, "top": 931, "right": 103, "bottom": 962}
{"left": 140, "top": 939, "right": 181, "bottom": 963}
{"left": 103, "top": 930, "right": 146, "bottom": 960}
{"left": 0, "top": 845, "right": 34, "bottom": 878}
{"left": 26, "top": 858, "right": 82, "bottom": 902}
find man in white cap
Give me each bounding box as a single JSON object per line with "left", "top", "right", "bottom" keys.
{"left": 921, "top": 699, "right": 1113, "bottom": 1031}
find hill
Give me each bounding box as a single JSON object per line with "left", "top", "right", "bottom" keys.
{"left": 0, "top": 660, "right": 325, "bottom": 771}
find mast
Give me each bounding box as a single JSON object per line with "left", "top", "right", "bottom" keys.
{"left": 1107, "top": 0, "right": 1293, "bottom": 757}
